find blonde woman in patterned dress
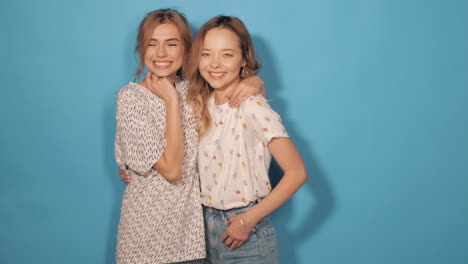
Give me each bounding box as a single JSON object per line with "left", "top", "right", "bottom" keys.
{"left": 114, "top": 9, "right": 264, "bottom": 264}
{"left": 184, "top": 16, "right": 307, "bottom": 264}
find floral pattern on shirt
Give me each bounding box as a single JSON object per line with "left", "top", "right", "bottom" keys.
{"left": 198, "top": 95, "right": 288, "bottom": 210}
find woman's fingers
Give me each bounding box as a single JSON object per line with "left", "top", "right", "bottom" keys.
{"left": 230, "top": 240, "right": 240, "bottom": 250}
{"left": 224, "top": 237, "right": 234, "bottom": 247}
{"left": 120, "top": 175, "right": 130, "bottom": 184}
{"left": 236, "top": 240, "right": 245, "bottom": 249}
{"left": 227, "top": 87, "right": 240, "bottom": 106}
{"left": 221, "top": 231, "right": 229, "bottom": 242}
{"left": 151, "top": 74, "right": 159, "bottom": 83}
{"left": 119, "top": 169, "right": 131, "bottom": 184}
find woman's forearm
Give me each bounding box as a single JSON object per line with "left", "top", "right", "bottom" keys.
{"left": 153, "top": 99, "right": 184, "bottom": 182}
{"left": 244, "top": 168, "right": 307, "bottom": 227}
{"left": 243, "top": 138, "right": 307, "bottom": 227}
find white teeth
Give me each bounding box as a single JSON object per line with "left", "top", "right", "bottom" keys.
{"left": 210, "top": 72, "right": 224, "bottom": 77}
{"left": 155, "top": 62, "right": 171, "bottom": 66}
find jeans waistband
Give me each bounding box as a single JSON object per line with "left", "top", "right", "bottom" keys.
{"left": 203, "top": 200, "right": 261, "bottom": 222}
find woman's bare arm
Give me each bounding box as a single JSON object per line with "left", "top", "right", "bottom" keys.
{"left": 221, "top": 138, "right": 307, "bottom": 249}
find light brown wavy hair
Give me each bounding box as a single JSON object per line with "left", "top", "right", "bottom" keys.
{"left": 185, "top": 16, "right": 261, "bottom": 138}
{"left": 135, "top": 9, "right": 192, "bottom": 79}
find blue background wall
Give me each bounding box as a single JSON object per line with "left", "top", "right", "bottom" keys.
{"left": 1, "top": 0, "right": 467, "bottom": 263}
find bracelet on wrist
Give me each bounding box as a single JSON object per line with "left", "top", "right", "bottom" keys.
{"left": 239, "top": 218, "right": 256, "bottom": 232}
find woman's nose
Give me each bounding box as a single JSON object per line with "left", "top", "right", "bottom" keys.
{"left": 210, "top": 54, "right": 221, "bottom": 68}
{"left": 157, "top": 46, "right": 167, "bottom": 57}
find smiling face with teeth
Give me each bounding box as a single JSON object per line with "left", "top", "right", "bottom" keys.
{"left": 199, "top": 28, "right": 246, "bottom": 103}
{"left": 144, "top": 23, "right": 185, "bottom": 82}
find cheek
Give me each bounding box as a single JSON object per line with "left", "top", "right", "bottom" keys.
{"left": 199, "top": 65, "right": 208, "bottom": 77}
{"left": 143, "top": 55, "right": 152, "bottom": 66}
{"left": 171, "top": 48, "right": 184, "bottom": 61}
{"left": 144, "top": 49, "right": 154, "bottom": 60}
{"left": 199, "top": 59, "right": 209, "bottom": 70}
{"left": 226, "top": 60, "right": 242, "bottom": 72}
{"left": 224, "top": 61, "right": 235, "bottom": 68}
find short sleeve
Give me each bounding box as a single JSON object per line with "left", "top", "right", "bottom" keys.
{"left": 114, "top": 87, "right": 167, "bottom": 176}
{"left": 241, "top": 95, "right": 289, "bottom": 144}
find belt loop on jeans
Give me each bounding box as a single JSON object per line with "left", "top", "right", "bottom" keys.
{"left": 222, "top": 210, "right": 229, "bottom": 223}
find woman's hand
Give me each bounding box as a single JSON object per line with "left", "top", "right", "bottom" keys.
{"left": 119, "top": 168, "right": 131, "bottom": 185}
{"left": 220, "top": 213, "right": 256, "bottom": 250}
{"left": 143, "top": 72, "right": 179, "bottom": 102}
{"left": 227, "top": 76, "right": 265, "bottom": 107}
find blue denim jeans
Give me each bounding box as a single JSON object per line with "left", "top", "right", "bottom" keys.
{"left": 203, "top": 202, "right": 279, "bottom": 264}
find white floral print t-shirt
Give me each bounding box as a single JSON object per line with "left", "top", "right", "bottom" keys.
{"left": 198, "top": 95, "right": 289, "bottom": 210}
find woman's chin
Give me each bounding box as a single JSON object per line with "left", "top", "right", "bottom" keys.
{"left": 149, "top": 71, "right": 178, "bottom": 80}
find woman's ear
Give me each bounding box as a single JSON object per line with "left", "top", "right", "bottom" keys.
{"left": 241, "top": 58, "right": 247, "bottom": 67}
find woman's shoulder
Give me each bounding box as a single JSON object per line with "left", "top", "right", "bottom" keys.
{"left": 239, "top": 94, "right": 270, "bottom": 113}
{"left": 118, "top": 82, "right": 146, "bottom": 95}
{"left": 117, "top": 82, "right": 154, "bottom": 103}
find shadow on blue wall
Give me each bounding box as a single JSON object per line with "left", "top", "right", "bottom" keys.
{"left": 254, "top": 35, "right": 336, "bottom": 262}
{"left": 103, "top": 92, "right": 124, "bottom": 264}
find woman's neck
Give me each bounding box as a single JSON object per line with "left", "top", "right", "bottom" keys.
{"left": 213, "top": 80, "right": 240, "bottom": 105}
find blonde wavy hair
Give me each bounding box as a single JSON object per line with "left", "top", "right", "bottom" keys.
{"left": 184, "top": 16, "right": 261, "bottom": 138}
{"left": 135, "top": 9, "right": 192, "bottom": 79}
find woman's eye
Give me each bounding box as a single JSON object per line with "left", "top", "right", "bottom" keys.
{"left": 201, "top": 53, "right": 210, "bottom": 57}
{"left": 168, "top": 43, "right": 178, "bottom": 47}
{"left": 224, "top": 53, "right": 234, "bottom": 57}
{"left": 149, "top": 43, "right": 156, "bottom": 46}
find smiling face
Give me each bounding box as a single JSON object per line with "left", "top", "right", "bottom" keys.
{"left": 199, "top": 28, "right": 246, "bottom": 95}
{"left": 144, "top": 23, "right": 185, "bottom": 81}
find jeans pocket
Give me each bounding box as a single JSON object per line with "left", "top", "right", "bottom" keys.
{"left": 262, "top": 226, "right": 279, "bottom": 264}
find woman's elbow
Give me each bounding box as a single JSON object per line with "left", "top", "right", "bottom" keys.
{"left": 302, "top": 170, "right": 308, "bottom": 185}
{"left": 154, "top": 160, "right": 183, "bottom": 182}
{"left": 284, "top": 167, "right": 307, "bottom": 187}
{"left": 166, "top": 175, "right": 182, "bottom": 183}
{"left": 297, "top": 167, "right": 308, "bottom": 186}
{"left": 163, "top": 168, "right": 183, "bottom": 183}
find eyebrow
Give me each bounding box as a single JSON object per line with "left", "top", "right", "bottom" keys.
{"left": 150, "top": 38, "right": 180, "bottom": 42}
{"left": 202, "top": 48, "right": 238, "bottom": 52}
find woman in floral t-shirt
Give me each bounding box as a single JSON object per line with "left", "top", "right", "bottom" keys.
{"left": 185, "top": 16, "right": 307, "bottom": 264}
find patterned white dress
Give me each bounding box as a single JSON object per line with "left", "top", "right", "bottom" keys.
{"left": 114, "top": 79, "right": 205, "bottom": 264}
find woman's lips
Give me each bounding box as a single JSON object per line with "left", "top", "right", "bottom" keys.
{"left": 153, "top": 61, "right": 172, "bottom": 69}
{"left": 209, "top": 71, "right": 226, "bottom": 80}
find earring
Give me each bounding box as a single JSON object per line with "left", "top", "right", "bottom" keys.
{"left": 241, "top": 67, "right": 246, "bottom": 79}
